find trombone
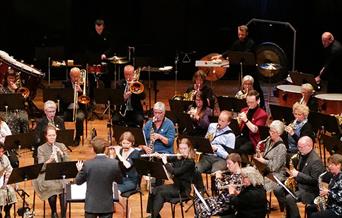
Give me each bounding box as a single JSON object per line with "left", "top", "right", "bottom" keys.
{"left": 72, "top": 69, "right": 90, "bottom": 122}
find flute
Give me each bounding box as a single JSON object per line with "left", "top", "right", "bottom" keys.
{"left": 141, "top": 153, "right": 184, "bottom": 158}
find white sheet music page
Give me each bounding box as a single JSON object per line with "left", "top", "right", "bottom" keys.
{"left": 71, "top": 182, "right": 87, "bottom": 200}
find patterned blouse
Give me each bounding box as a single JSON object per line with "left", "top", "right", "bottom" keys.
{"left": 327, "top": 172, "right": 342, "bottom": 216}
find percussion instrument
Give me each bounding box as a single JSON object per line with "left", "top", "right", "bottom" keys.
{"left": 276, "top": 84, "right": 302, "bottom": 107}
{"left": 315, "top": 93, "right": 342, "bottom": 115}
{"left": 197, "top": 53, "right": 228, "bottom": 81}
{"left": 87, "top": 64, "right": 105, "bottom": 75}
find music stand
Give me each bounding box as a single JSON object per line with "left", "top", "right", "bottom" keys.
{"left": 0, "top": 93, "right": 25, "bottom": 111}
{"left": 56, "top": 129, "right": 74, "bottom": 152}
{"left": 174, "top": 113, "right": 195, "bottom": 135}
{"left": 8, "top": 164, "right": 43, "bottom": 218}
{"left": 113, "top": 124, "right": 147, "bottom": 146}
{"left": 269, "top": 104, "right": 294, "bottom": 124}
{"left": 179, "top": 134, "right": 213, "bottom": 154}
{"left": 43, "top": 88, "right": 74, "bottom": 114}
{"left": 169, "top": 99, "right": 194, "bottom": 115}
{"left": 321, "top": 134, "right": 342, "bottom": 155}
{"left": 225, "top": 51, "right": 256, "bottom": 85}
{"left": 308, "top": 112, "right": 341, "bottom": 135}
{"left": 4, "top": 132, "right": 38, "bottom": 151}
{"left": 217, "top": 96, "right": 247, "bottom": 113}
{"left": 289, "top": 71, "right": 318, "bottom": 90}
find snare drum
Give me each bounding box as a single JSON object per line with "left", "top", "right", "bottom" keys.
{"left": 315, "top": 93, "right": 342, "bottom": 115}
{"left": 276, "top": 84, "right": 302, "bottom": 107}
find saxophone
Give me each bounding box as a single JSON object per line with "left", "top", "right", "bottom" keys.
{"left": 314, "top": 171, "right": 328, "bottom": 211}
{"left": 285, "top": 153, "right": 299, "bottom": 193}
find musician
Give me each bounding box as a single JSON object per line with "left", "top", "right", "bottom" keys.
{"left": 315, "top": 32, "right": 342, "bottom": 93}
{"left": 35, "top": 100, "right": 65, "bottom": 144}
{"left": 285, "top": 103, "right": 315, "bottom": 155}
{"left": 275, "top": 136, "right": 325, "bottom": 218}
{"left": 185, "top": 70, "right": 216, "bottom": 108}
{"left": 0, "top": 115, "right": 11, "bottom": 144}
{"left": 0, "top": 143, "right": 17, "bottom": 218}
{"left": 0, "top": 69, "right": 29, "bottom": 134}
{"left": 235, "top": 75, "right": 265, "bottom": 109}
{"left": 143, "top": 102, "right": 175, "bottom": 154}
{"left": 195, "top": 153, "right": 243, "bottom": 217}
{"left": 75, "top": 137, "right": 122, "bottom": 218}
{"left": 106, "top": 131, "right": 140, "bottom": 217}
{"left": 227, "top": 166, "right": 267, "bottom": 218}
{"left": 299, "top": 83, "right": 318, "bottom": 112}
{"left": 235, "top": 90, "right": 268, "bottom": 162}
{"left": 32, "top": 125, "right": 69, "bottom": 218}
{"left": 146, "top": 137, "right": 195, "bottom": 218}
{"left": 113, "top": 65, "right": 145, "bottom": 127}
{"left": 312, "top": 154, "right": 342, "bottom": 218}
{"left": 63, "top": 67, "right": 86, "bottom": 146}
{"left": 253, "top": 120, "right": 287, "bottom": 211}
{"left": 186, "top": 92, "right": 213, "bottom": 136}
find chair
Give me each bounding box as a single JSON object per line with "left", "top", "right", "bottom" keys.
{"left": 120, "top": 177, "right": 144, "bottom": 218}
{"left": 167, "top": 193, "right": 192, "bottom": 218}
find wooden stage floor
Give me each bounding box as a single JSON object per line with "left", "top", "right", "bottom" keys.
{"left": 11, "top": 79, "right": 308, "bottom": 218}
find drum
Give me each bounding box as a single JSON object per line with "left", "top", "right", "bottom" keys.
{"left": 87, "top": 64, "right": 105, "bottom": 74}
{"left": 276, "top": 84, "right": 302, "bottom": 107}
{"left": 315, "top": 93, "right": 342, "bottom": 115}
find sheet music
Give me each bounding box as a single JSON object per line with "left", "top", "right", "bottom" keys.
{"left": 70, "top": 182, "right": 119, "bottom": 201}
{"left": 0, "top": 175, "right": 4, "bottom": 187}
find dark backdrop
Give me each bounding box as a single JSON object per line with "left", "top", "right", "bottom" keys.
{"left": 1, "top": 0, "right": 341, "bottom": 79}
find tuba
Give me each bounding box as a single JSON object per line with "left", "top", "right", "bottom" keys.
{"left": 129, "top": 68, "right": 144, "bottom": 94}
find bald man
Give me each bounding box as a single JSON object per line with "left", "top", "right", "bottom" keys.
{"left": 315, "top": 32, "right": 342, "bottom": 93}
{"left": 63, "top": 67, "right": 86, "bottom": 145}
{"left": 274, "top": 136, "right": 325, "bottom": 217}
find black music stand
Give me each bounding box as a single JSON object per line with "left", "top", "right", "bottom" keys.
{"left": 56, "top": 129, "right": 74, "bottom": 152}
{"left": 4, "top": 132, "right": 38, "bottom": 151}
{"left": 321, "top": 134, "right": 342, "bottom": 155}
{"left": 217, "top": 96, "right": 247, "bottom": 113}
{"left": 225, "top": 51, "right": 255, "bottom": 85}
{"left": 8, "top": 163, "right": 43, "bottom": 218}
{"left": 169, "top": 99, "right": 194, "bottom": 115}
{"left": 113, "top": 124, "right": 147, "bottom": 146}
{"left": 269, "top": 104, "right": 294, "bottom": 124}
{"left": 289, "top": 71, "right": 318, "bottom": 90}
{"left": 174, "top": 113, "right": 195, "bottom": 135}
{"left": 43, "top": 88, "right": 74, "bottom": 115}
{"left": 0, "top": 93, "right": 25, "bottom": 111}
{"left": 45, "top": 161, "right": 79, "bottom": 218}
{"left": 179, "top": 134, "right": 213, "bottom": 154}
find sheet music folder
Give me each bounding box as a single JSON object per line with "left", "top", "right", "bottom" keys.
{"left": 179, "top": 134, "right": 213, "bottom": 154}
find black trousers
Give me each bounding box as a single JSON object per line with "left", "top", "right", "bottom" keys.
{"left": 64, "top": 109, "right": 85, "bottom": 138}
{"left": 85, "top": 212, "right": 113, "bottom": 218}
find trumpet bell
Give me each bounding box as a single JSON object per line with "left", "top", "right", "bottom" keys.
{"left": 129, "top": 81, "right": 144, "bottom": 94}
{"left": 17, "top": 87, "right": 30, "bottom": 98}
{"left": 78, "top": 95, "right": 91, "bottom": 104}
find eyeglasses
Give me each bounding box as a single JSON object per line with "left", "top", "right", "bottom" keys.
{"left": 46, "top": 110, "right": 56, "bottom": 113}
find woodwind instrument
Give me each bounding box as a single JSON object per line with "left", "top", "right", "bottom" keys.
{"left": 285, "top": 152, "right": 299, "bottom": 193}
{"left": 314, "top": 171, "right": 328, "bottom": 211}
{"left": 256, "top": 136, "right": 270, "bottom": 158}
{"left": 141, "top": 153, "right": 184, "bottom": 158}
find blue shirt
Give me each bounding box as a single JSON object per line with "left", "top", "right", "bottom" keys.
{"left": 205, "top": 123, "right": 236, "bottom": 159}
{"left": 143, "top": 117, "right": 175, "bottom": 154}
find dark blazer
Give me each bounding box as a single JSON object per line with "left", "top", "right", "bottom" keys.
{"left": 239, "top": 107, "right": 268, "bottom": 148}
{"left": 75, "top": 155, "right": 122, "bottom": 213}
{"left": 117, "top": 79, "right": 145, "bottom": 114}
{"left": 295, "top": 150, "right": 325, "bottom": 204}
{"left": 35, "top": 116, "right": 65, "bottom": 144}
{"left": 230, "top": 185, "right": 267, "bottom": 218}
{"left": 290, "top": 122, "right": 315, "bottom": 143}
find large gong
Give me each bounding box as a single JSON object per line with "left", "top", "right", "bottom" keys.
{"left": 255, "top": 42, "right": 288, "bottom": 83}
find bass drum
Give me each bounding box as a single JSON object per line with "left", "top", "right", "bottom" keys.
{"left": 255, "top": 42, "right": 288, "bottom": 83}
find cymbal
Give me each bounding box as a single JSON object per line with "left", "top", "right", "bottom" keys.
{"left": 259, "top": 63, "right": 281, "bottom": 71}
{"left": 107, "top": 56, "right": 127, "bottom": 61}
{"left": 111, "top": 59, "right": 129, "bottom": 64}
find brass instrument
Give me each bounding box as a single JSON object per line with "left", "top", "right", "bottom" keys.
{"left": 235, "top": 87, "right": 249, "bottom": 100}
{"left": 183, "top": 89, "right": 197, "bottom": 101}
{"left": 314, "top": 171, "right": 328, "bottom": 211}
{"left": 78, "top": 69, "right": 90, "bottom": 105}
{"left": 129, "top": 67, "right": 144, "bottom": 94}
{"left": 285, "top": 153, "right": 299, "bottom": 193}
{"left": 14, "top": 73, "right": 30, "bottom": 98}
